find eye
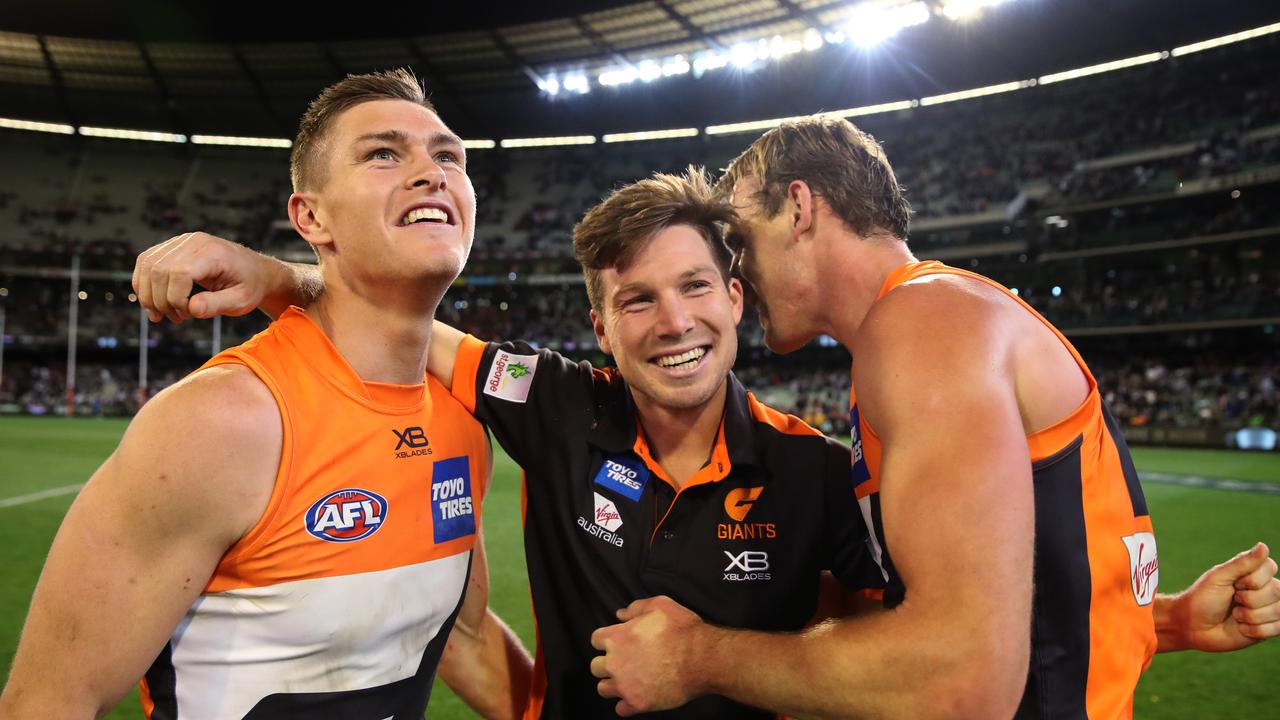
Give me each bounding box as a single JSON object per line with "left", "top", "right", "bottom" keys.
{"left": 685, "top": 279, "right": 713, "bottom": 293}
{"left": 367, "top": 147, "right": 397, "bottom": 162}
{"left": 619, "top": 295, "right": 653, "bottom": 311}
{"left": 435, "top": 150, "right": 462, "bottom": 165}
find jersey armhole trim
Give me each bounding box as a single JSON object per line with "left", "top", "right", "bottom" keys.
{"left": 451, "top": 335, "right": 487, "bottom": 415}
{"left": 203, "top": 352, "right": 296, "bottom": 571}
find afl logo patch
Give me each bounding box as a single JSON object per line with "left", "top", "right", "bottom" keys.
{"left": 305, "top": 488, "right": 388, "bottom": 543}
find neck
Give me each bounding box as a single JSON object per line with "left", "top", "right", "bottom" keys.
{"left": 633, "top": 379, "right": 729, "bottom": 488}
{"left": 819, "top": 235, "right": 917, "bottom": 349}
{"left": 308, "top": 273, "right": 449, "bottom": 385}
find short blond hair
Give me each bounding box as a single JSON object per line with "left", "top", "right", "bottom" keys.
{"left": 720, "top": 116, "right": 911, "bottom": 240}
{"left": 289, "top": 68, "right": 435, "bottom": 192}
{"left": 573, "top": 167, "right": 735, "bottom": 314}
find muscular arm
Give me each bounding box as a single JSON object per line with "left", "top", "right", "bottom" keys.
{"left": 0, "top": 366, "right": 278, "bottom": 719}
{"left": 438, "top": 440, "right": 534, "bottom": 720}
{"left": 132, "top": 232, "right": 469, "bottom": 384}
{"left": 594, "top": 284, "right": 1033, "bottom": 719}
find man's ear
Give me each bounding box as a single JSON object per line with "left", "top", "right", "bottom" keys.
{"left": 786, "top": 179, "right": 814, "bottom": 240}
{"left": 590, "top": 308, "right": 614, "bottom": 356}
{"left": 288, "top": 192, "right": 333, "bottom": 253}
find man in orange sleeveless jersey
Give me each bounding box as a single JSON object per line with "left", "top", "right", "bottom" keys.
{"left": 587, "top": 117, "right": 1280, "bottom": 718}
{"left": 0, "top": 71, "right": 528, "bottom": 720}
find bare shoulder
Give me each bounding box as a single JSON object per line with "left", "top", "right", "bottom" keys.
{"left": 108, "top": 363, "right": 281, "bottom": 542}
{"left": 853, "top": 276, "right": 1020, "bottom": 432}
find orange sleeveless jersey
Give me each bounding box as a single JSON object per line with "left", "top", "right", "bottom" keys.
{"left": 850, "top": 262, "right": 1157, "bottom": 720}
{"left": 140, "top": 307, "right": 489, "bottom": 720}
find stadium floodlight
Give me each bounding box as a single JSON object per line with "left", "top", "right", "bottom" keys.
{"left": 79, "top": 126, "right": 187, "bottom": 143}
{"left": 768, "top": 35, "right": 803, "bottom": 59}
{"left": 730, "top": 42, "right": 762, "bottom": 68}
{"left": 563, "top": 74, "right": 590, "bottom": 94}
{"left": 598, "top": 66, "right": 638, "bottom": 86}
{"left": 191, "top": 134, "right": 292, "bottom": 148}
{"left": 0, "top": 117, "right": 75, "bottom": 135}
{"left": 538, "top": 76, "right": 561, "bottom": 96}
{"left": 803, "top": 29, "right": 825, "bottom": 51}
{"left": 602, "top": 128, "right": 699, "bottom": 143}
{"left": 941, "top": 0, "right": 1012, "bottom": 22}
{"left": 920, "top": 79, "right": 1032, "bottom": 106}
{"left": 1037, "top": 51, "right": 1166, "bottom": 85}
{"left": 499, "top": 135, "right": 597, "bottom": 148}
{"left": 463, "top": 139, "right": 497, "bottom": 150}
{"left": 1171, "top": 21, "right": 1280, "bottom": 57}
{"left": 692, "top": 51, "right": 728, "bottom": 75}
{"left": 662, "top": 55, "right": 691, "bottom": 76}
{"left": 831, "top": 99, "right": 917, "bottom": 118}
{"left": 637, "top": 60, "right": 662, "bottom": 82}
{"left": 844, "top": 1, "right": 931, "bottom": 48}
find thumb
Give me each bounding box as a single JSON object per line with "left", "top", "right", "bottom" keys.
{"left": 189, "top": 288, "right": 253, "bottom": 319}
{"left": 617, "top": 598, "right": 649, "bottom": 622}
{"left": 1207, "top": 543, "right": 1269, "bottom": 586}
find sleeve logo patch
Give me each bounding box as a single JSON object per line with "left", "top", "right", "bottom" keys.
{"left": 593, "top": 454, "right": 650, "bottom": 502}
{"left": 1121, "top": 532, "right": 1159, "bottom": 606}
{"left": 431, "top": 456, "right": 476, "bottom": 543}
{"left": 483, "top": 351, "right": 539, "bottom": 403}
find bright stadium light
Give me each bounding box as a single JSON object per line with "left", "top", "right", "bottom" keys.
{"left": 803, "top": 29, "right": 824, "bottom": 51}
{"left": 598, "top": 66, "right": 638, "bottom": 86}
{"left": 637, "top": 60, "right": 662, "bottom": 82}
{"left": 920, "top": 79, "right": 1032, "bottom": 106}
{"left": 499, "top": 135, "right": 597, "bottom": 148}
{"left": 941, "top": 0, "right": 1013, "bottom": 22}
{"left": 730, "top": 42, "right": 761, "bottom": 68}
{"left": 662, "top": 55, "right": 691, "bottom": 76}
{"left": 845, "top": 1, "right": 931, "bottom": 48}
{"left": 692, "top": 51, "right": 728, "bottom": 74}
{"left": 79, "top": 126, "right": 187, "bottom": 143}
{"left": 563, "top": 74, "right": 590, "bottom": 94}
{"left": 538, "top": 76, "right": 561, "bottom": 96}
{"left": 463, "top": 139, "right": 497, "bottom": 150}
{"left": 1171, "top": 21, "right": 1280, "bottom": 57}
{"left": 0, "top": 117, "right": 75, "bottom": 135}
{"left": 602, "top": 128, "right": 699, "bottom": 143}
{"left": 831, "top": 99, "right": 916, "bottom": 118}
{"left": 1037, "top": 51, "right": 1166, "bottom": 85}
{"left": 191, "top": 134, "right": 291, "bottom": 148}
{"left": 768, "top": 34, "right": 803, "bottom": 59}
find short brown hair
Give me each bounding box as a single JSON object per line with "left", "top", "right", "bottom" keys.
{"left": 573, "top": 167, "right": 735, "bottom": 314}
{"left": 289, "top": 68, "right": 435, "bottom": 192}
{"left": 720, "top": 116, "right": 911, "bottom": 240}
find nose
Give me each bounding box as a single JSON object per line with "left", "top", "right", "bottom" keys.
{"left": 654, "top": 294, "right": 695, "bottom": 339}
{"left": 408, "top": 152, "right": 447, "bottom": 191}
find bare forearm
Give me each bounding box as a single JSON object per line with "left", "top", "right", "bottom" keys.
{"left": 1153, "top": 593, "right": 1192, "bottom": 653}
{"left": 439, "top": 609, "right": 533, "bottom": 720}
{"left": 694, "top": 605, "right": 1023, "bottom": 720}
{"left": 261, "top": 260, "right": 323, "bottom": 320}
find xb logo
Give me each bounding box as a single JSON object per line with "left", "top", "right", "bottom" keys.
{"left": 723, "top": 550, "right": 770, "bottom": 572}
{"left": 724, "top": 486, "right": 764, "bottom": 522}
{"left": 393, "top": 426, "right": 429, "bottom": 450}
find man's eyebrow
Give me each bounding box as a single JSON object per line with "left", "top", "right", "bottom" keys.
{"left": 354, "top": 129, "right": 410, "bottom": 146}
{"left": 430, "top": 130, "right": 465, "bottom": 150}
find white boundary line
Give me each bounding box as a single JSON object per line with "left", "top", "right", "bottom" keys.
{"left": 1139, "top": 472, "right": 1280, "bottom": 496}
{"left": 0, "top": 484, "right": 84, "bottom": 509}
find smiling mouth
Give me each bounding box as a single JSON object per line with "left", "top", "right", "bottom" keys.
{"left": 652, "top": 346, "right": 708, "bottom": 371}
{"left": 399, "top": 206, "right": 453, "bottom": 226}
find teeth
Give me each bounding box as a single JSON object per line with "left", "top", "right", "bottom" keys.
{"left": 655, "top": 347, "right": 706, "bottom": 368}
{"left": 401, "top": 207, "right": 448, "bottom": 225}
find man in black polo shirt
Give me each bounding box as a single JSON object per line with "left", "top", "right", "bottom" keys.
{"left": 131, "top": 169, "right": 881, "bottom": 718}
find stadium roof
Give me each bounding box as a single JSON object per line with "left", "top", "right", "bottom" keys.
{"left": 0, "top": 0, "right": 1276, "bottom": 140}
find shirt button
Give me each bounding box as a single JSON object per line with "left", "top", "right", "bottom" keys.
{"left": 661, "top": 531, "right": 675, "bottom": 541}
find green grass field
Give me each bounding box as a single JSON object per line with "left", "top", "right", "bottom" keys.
{"left": 1, "top": 417, "right": 1276, "bottom": 718}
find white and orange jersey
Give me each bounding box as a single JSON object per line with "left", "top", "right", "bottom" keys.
{"left": 141, "top": 308, "right": 488, "bottom": 720}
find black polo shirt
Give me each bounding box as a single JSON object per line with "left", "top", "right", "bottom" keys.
{"left": 451, "top": 336, "right": 880, "bottom": 719}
